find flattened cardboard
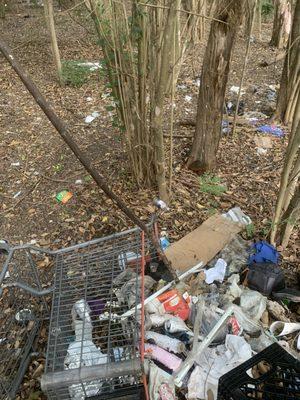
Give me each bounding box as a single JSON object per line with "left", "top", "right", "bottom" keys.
{"left": 165, "top": 214, "right": 242, "bottom": 273}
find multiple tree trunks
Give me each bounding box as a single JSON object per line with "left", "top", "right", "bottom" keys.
{"left": 187, "top": 0, "right": 244, "bottom": 173}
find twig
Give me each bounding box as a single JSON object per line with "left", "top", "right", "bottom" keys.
{"left": 136, "top": 1, "right": 228, "bottom": 25}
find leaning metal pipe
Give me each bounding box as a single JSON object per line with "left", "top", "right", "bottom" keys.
{"left": 41, "top": 359, "right": 142, "bottom": 391}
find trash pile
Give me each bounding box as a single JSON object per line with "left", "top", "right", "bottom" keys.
{"left": 131, "top": 207, "right": 300, "bottom": 400}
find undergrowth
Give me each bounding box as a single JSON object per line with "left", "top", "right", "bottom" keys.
{"left": 61, "top": 60, "right": 91, "bottom": 87}
{"left": 199, "top": 174, "right": 227, "bottom": 196}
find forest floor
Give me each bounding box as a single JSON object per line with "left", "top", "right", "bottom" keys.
{"left": 0, "top": 4, "right": 299, "bottom": 398}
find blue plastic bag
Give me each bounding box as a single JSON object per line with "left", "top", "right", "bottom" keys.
{"left": 257, "top": 125, "right": 284, "bottom": 138}
{"left": 248, "top": 241, "right": 279, "bottom": 265}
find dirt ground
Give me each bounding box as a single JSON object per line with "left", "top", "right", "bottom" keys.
{"left": 0, "top": 3, "right": 299, "bottom": 399}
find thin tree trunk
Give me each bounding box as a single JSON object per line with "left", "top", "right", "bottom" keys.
{"left": 232, "top": 0, "right": 257, "bottom": 136}
{"left": 271, "top": 93, "right": 300, "bottom": 244}
{"left": 275, "top": 0, "right": 300, "bottom": 124}
{"left": 270, "top": 0, "right": 290, "bottom": 48}
{"left": 279, "top": 183, "right": 300, "bottom": 248}
{"left": 244, "top": 0, "right": 256, "bottom": 38}
{"left": 44, "top": 0, "right": 63, "bottom": 85}
{"left": 187, "top": 0, "right": 244, "bottom": 172}
{"left": 151, "top": 0, "right": 180, "bottom": 202}
{"left": 256, "top": 0, "right": 262, "bottom": 41}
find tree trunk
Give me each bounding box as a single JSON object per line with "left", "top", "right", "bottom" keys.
{"left": 270, "top": 0, "right": 291, "bottom": 48}
{"left": 187, "top": 0, "right": 244, "bottom": 172}
{"left": 244, "top": 0, "right": 256, "bottom": 38}
{"left": 151, "top": 0, "right": 180, "bottom": 202}
{"left": 279, "top": 183, "right": 300, "bottom": 248}
{"left": 44, "top": 0, "right": 63, "bottom": 85}
{"left": 271, "top": 93, "right": 300, "bottom": 244}
{"left": 275, "top": 0, "right": 300, "bottom": 124}
{"left": 256, "top": 0, "right": 262, "bottom": 41}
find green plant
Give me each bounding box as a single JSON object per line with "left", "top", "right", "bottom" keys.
{"left": 245, "top": 223, "right": 256, "bottom": 239}
{"left": 53, "top": 163, "right": 64, "bottom": 173}
{"left": 61, "top": 61, "right": 91, "bottom": 87}
{"left": 261, "top": 0, "right": 274, "bottom": 17}
{"left": 199, "top": 174, "right": 227, "bottom": 196}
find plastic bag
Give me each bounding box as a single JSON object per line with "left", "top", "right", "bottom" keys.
{"left": 240, "top": 290, "right": 267, "bottom": 321}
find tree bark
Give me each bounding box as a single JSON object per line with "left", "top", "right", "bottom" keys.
{"left": 151, "top": 0, "right": 180, "bottom": 202}
{"left": 44, "top": 0, "right": 63, "bottom": 85}
{"left": 271, "top": 93, "right": 300, "bottom": 244}
{"left": 256, "top": 0, "right": 262, "bottom": 41}
{"left": 187, "top": 0, "right": 244, "bottom": 172}
{"left": 279, "top": 183, "right": 300, "bottom": 248}
{"left": 270, "top": 0, "right": 290, "bottom": 48}
{"left": 275, "top": 0, "right": 300, "bottom": 124}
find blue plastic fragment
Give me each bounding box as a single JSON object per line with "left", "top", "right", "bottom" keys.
{"left": 248, "top": 240, "right": 279, "bottom": 265}
{"left": 257, "top": 124, "right": 284, "bottom": 137}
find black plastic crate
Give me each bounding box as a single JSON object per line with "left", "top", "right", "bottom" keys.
{"left": 218, "top": 343, "right": 300, "bottom": 399}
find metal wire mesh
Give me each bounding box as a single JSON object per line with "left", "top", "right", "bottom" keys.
{"left": 43, "top": 228, "right": 154, "bottom": 400}
{"left": 0, "top": 246, "right": 53, "bottom": 400}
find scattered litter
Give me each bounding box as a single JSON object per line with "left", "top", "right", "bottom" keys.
{"left": 240, "top": 290, "right": 267, "bottom": 321}
{"left": 56, "top": 190, "right": 73, "bottom": 204}
{"left": 257, "top": 147, "right": 268, "bottom": 155}
{"left": 156, "top": 289, "right": 190, "bottom": 320}
{"left": 222, "top": 206, "right": 252, "bottom": 225}
{"left": 222, "top": 120, "right": 230, "bottom": 134}
{"left": 229, "top": 86, "right": 243, "bottom": 95}
{"left": 248, "top": 240, "right": 279, "bottom": 265}
{"left": 165, "top": 210, "right": 245, "bottom": 273}
{"left": 11, "top": 162, "right": 20, "bottom": 167}
{"left": 269, "top": 321, "right": 300, "bottom": 337}
{"left": 205, "top": 258, "right": 227, "bottom": 284}
{"left": 13, "top": 191, "right": 22, "bottom": 199}
{"left": 15, "top": 309, "right": 35, "bottom": 324}
{"left": 77, "top": 62, "right": 102, "bottom": 71}
{"left": 187, "top": 335, "right": 252, "bottom": 400}
{"left": 177, "top": 84, "right": 187, "bottom": 90}
{"left": 257, "top": 124, "right": 284, "bottom": 137}
{"left": 145, "top": 331, "right": 186, "bottom": 354}
{"left": 145, "top": 343, "right": 182, "bottom": 371}
{"left": 160, "top": 230, "right": 170, "bottom": 251}
{"left": 246, "top": 262, "right": 285, "bottom": 296}
{"left": 194, "top": 78, "right": 201, "bottom": 87}
{"left": 75, "top": 179, "right": 83, "bottom": 185}
{"left": 153, "top": 198, "right": 169, "bottom": 210}
{"left": 148, "top": 363, "right": 176, "bottom": 400}
{"left": 184, "top": 95, "right": 192, "bottom": 102}
{"left": 85, "top": 111, "right": 100, "bottom": 123}
{"left": 86, "top": 97, "right": 92, "bottom": 102}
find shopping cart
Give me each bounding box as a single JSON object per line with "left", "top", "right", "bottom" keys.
{"left": 0, "top": 220, "right": 160, "bottom": 400}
